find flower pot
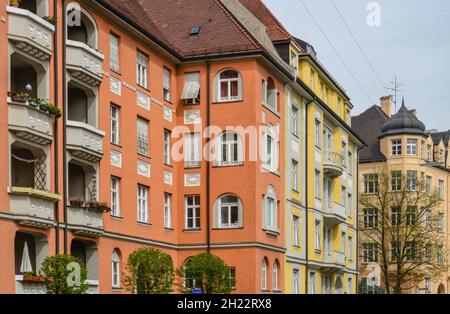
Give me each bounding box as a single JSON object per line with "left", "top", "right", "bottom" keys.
{"left": 23, "top": 276, "right": 45, "bottom": 282}
{"left": 11, "top": 95, "right": 27, "bottom": 103}
{"left": 29, "top": 101, "right": 39, "bottom": 108}
{"left": 39, "top": 104, "right": 49, "bottom": 113}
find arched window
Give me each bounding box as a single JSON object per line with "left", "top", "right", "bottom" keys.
{"left": 214, "top": 194, "right": 243, "bottom": 228}
{"left": 261, "top": 258, "right": 268, "bottom": 290}
{"left": 263, "top": 185, "right": 278, "bottom": 232}
{"left": 111, "top": 249, "right": 121, "bottom": 288}
{"left": 272, "top": 260, "right": 279, "bottom": 290}
{"left": 214, "top": 132, "right": 244, "bottom": 167}
{"left": 215, "top": 69, "right": 242, "bottom": 102}
{"left": 66, "top": 3, "right": 98, "bottom": 48}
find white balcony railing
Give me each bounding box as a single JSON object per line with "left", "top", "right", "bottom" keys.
{"left": 323, "top": 151, "right": 344, "bottom": 177}
{"left": 7, "top": 6, "right": 55, "bottom": 61}
{"left": 66, "top": 121, "right": 105, "bottom": 162}
{"left": 66, "top": 40, "right": 104, "bottom": 86}
{"left": 8, "top": 99, "right": 53, "bottom": 145}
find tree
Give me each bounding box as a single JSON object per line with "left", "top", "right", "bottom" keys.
{"left": 40, "top": 254, "right": 89, "bottom": 294}
{"left": 123, "top": 247, "right": 174, "bottom": 294}
{"left": 359, "top": 171, "right": 448, "bottom": 294}
{"left": 177, "top": 253, "right": 234, "bottom": 294}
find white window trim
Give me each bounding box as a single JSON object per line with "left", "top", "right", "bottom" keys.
{"left": 137, "top": 185, "right": 149, "bottom": 223}
{"left": 110, "top": 105, "right": 120, "bottom": 145}
{"left": 110, "top": 177, "right": 120, "bottom": 217}
{"left": 111, "top": 250, "right": 120, "bottom": 288}
{"left": 164, "top": 193, "right": 171, "bottom": 229}
{"left": 185, "top": 195, "right": 201, "bottom": 229}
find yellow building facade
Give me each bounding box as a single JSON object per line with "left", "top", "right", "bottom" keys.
{"left": 283, "top": 39, "right": 363, "bottom": 294}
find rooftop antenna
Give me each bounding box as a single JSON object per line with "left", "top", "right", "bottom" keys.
{"left": 385, "top": 76, "right": 404, "bottom": 112}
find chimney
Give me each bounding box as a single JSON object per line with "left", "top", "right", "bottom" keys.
{"left": 380, "top": 95, "right": 393, "bottom": 117}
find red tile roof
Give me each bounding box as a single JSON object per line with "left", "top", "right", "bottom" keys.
{"left": 238, "top": 0, "right": 293, "bottom": 43}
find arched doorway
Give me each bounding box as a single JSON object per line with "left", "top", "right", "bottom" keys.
{"left": 334, "top": 276, "right": 343, "bottom": 294}
{"left": 438, "top": 283, "right": 446, "bottom": 294}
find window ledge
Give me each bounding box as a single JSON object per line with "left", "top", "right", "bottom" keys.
{"left": 164, "top": 227, "right": 174, "bottom": 231}
{"left": 111, "top": 215, "right": 123, "bottom": 221}
{"left": 112, "top": 287, "right": 124, "bottom": 292}
{"left": 137, "top": 222, "right": 152, "bottom": 227}
{"left": 213, "top": 161, "right": 244, "bottom": 168}
{"left": 183, "top": 228, "right": 201, "bottom": 232}
{"left": 213, "top": 99, "right": 244, "bottom": 105}
{"left": 273, "top": 289, "right": 282, "bottom": 293}
{"left": 263, "top": 228, "right": 280, "bottom": 236}
{"left": 213, "top": 226, "right": 244, "bottom": 230}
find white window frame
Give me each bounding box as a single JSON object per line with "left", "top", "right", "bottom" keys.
{"left": 137, "top": 185, "right": 149, "bottom": 223}
{"left": 111, "top": 250, "right": 120, "bottom": 288}
{"left": 348, "top": 236, "right": 353, "bottom": 261}
{"left": 292, "top": 159, "right": 299, "bottom": 191}
{"left": 218, "top": 70, "right": 240, "bottom": 102}
{"left": 291, "top": 105, "right": 299, "bottom": 136}
{"left": 216, "top": 132, "right": 243, "bottom": 167}
{"left": 218, "top": 195, "right": 241, "bottom": 228}
{"left": 293, "top": 270, "right": 299, "bottom": 294}
{"left": 314, "top": 119, "right": 321, "bottom": 147}
{"left": 163, "top": 67, "right": 171, "bottom": 102}
{"left": 184, "top": 132, "right": 201, "bottom": 168}
{"left": 182, "top": 72, "right": 201, "bottom": 104}
{"left": 110, "top": 105, "right": 120, "bottom": 145}
{"left": 164, "top": 130, "right": 171, "bottom": 165}
{"left": 164, "top": 193, "right": 171, "bottom": 229}
{"left": 261, "top": 259, "right": 267, "bottom": 290}
{"left": 272, "top": 261, "right": 279, "bottom": 290}
{"left": 439, "top": 180, "right": 445, "bottom": 200}
{"left": 391, "top": 171, "right": 402, "bottom": 192}
{"left": 364, "top": 174, "right": 379, "bottom": 194}
{"left": 407, "top": 138, "right": 417, "bottom": 156}
{"left": 185, "top": 195, "right": 201, "bottom": 229}
{"left": 136, "top": 51, "right": 148, "bottom": 88}
{"left": 309, "top": 272, "right": 316, "bottom": 294}
{"left": 315, "top": 220, "right": 321, "bottom": 251}
{"left": 137, "top": 118, "right": 149, "bottom": 156}
{"left": 263, "top": 186, "right": 278, "bottom": 232}
{"left": 407, "top": 170, "right": 417, "bottom": 191}
{"left": 110, "top": 177, "right": 120, "bottom": 217}
{"left": 110, "top": 33, "right": 120, "bottom": 72}
{"left": 392, "top": 139, "right": 402, "bottom": 156}
{"left": 293, "top": 215, "right": 300, "bottom": 247}
{"left": 315, "top": 170, "right": 321, "bottom": 199}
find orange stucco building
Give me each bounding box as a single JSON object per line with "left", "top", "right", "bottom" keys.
{"left": 0, "top": 0, "right": 299, "bottom": 293}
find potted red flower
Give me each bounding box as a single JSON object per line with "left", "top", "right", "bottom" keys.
{"left": 23, "top": 272, "right": 45, "bottom": 282}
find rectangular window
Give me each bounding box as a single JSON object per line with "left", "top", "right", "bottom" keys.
{"left": 426, "top": 176, "right": 432, "bottom": 195}
{"left": 314, "top": 119, "right": 321, "bottom": 147}
{"left": 110, "top": 177, "right": 120, "bottom": 217}
{"left": 439, "top": 180, "right": 445, "bottom": 200}
{"left": 110, "top": 105, "right": 120, "bottom": 145}
{"left": 348, "top": 193, "right": 353, "bottom": 218}
{"left": 439, "top": 213, "right": 445, "bottom": 231}
{"left": 315, "top": 170, "right": 321, "bottom": 199}
{"left": 406, "top": 206, "right": 417, "bottom": 226}
{"left": 364, "top": 208, "right": 378, "bottom": 228}
{"left": 292, "top": 270, "right": 299, "bottom": 294}
{"left": 407, "top": 139, "right": 417, "bottom": 155}
{"left": 341, "top": 186, "right": 346, "bottom": 207}
{"left": 363, "top": 243, "right": 378, "bottom": 263}
{"left": 228, "top": 268, "right": 236, "bottom": 290}
{"left": 392, "top": 139, "right": 402, "bottom": 156}
{"left": 391, "top": 241, "right": 399, "bottom": 262}
{"left": 348, "top": 236, "right": 353, "bottom": 260}
{"left": 315, "top": 220, "right": 321, "bottom": 251}
{"left": 425, "top": 278, "right": 431, "bottom": 294}
{"left": 137, "top": 185, "right": 149, "bottom": 223}
{"left": 348, "top": 151, "right": 353, "bottom": 175}
{"left": 164, "top": 193, "right": 171, "bottom": 229}
{"left": 391, "top": 171, "right": 402, "bottom": 191}
{"left": 184, "top": 133, "right": 201, "bottom": 168}
{"left": 110, "top": 33, "right": 120, "bottom": 72}
{"left": 391, "top": 207, "right": 401, "bottom": 226}
{"left": 185, "top": 195, "right": 201, "bottom": 229}
{"left": 348, "top": 278, "right": 353, "bottom": 294}
{"left": 341, "top": 142, "right": 347, "bottom": 167}
{"left": 405, "top": 242, "right": 416, "bottom": 261}
{"left": 136, "top": 51, "right": 148, "bottom": 88}
{"left": 292, "top": 159, "right": 299, "bottom": 191}
{"left": 182, "top": 72, "right": 201, "bottom": 104}
{"left": 261, "top": 79, "right": 268, "bottom": 105}
{"left": 291, "top": 105, "right": 299, "bottom": 136}
{"left": 164, "top": 130, "right": 171, "bottom": 165}
{"left": 309, "top": 272, "right": 316, "bottom": 294}
{"left": 163, "top": 67, "right": 171, "bottom": 102}
{"left": 293, "top": 215, "right": 300, "bottom": 247}
{"left": 309, "top": 69, "right": 315, "bottom": 89}
{"left": 363, "top": 174, "right": 379, "bottom": 194}
{"left": 427, "top": 145, "right": 432, "bottom": 161}
{"left": 137, "top": 118, "right": 149, "bottom": 156}
{"left": 407, "top": 170, "right": 417, "bottom": 191}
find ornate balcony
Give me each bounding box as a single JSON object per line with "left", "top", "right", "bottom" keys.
{"left": 8, "top": 99, "right": 53, "bottom": 145}
{"left": 66, "top": 40, "right": 104, "bottom": 87}
{"left": 323, "top": 151, "right": 344, "bottom": 177}
{"left": 66, "top": 121, "right": 105, "bottom": 162}
{"left": 323, "top": 202, "right": 347, "bottom": 226}
{"left": 67, "top": 200, "right": 109, "bottom": 237}
{"left": 15, "top": 275, "right": 46, "bottom": 294}
{"left": 8, "top": 187, "right": 61, "bottom": 229}
{"left": 7, "top": 6, "right": 54, "bottom": 61}
{"left": 323, "top": 250, "right": 346, "bottom": 272}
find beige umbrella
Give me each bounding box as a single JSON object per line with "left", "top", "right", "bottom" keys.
{"left": 20, "top": 242, "right": 33, "bottom": 273}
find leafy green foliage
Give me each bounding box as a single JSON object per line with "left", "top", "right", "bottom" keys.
{"left": 123, "top": 248, "right": 174, "bottom": 294}
{"left": 178, "top": 253, "right": 234, "bottom": 294}
{"left": 40, "top": 254, "right": 89, "bottom": 294}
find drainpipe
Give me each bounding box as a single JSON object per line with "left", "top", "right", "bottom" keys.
{"left": 303, "top": 97, "right": 315, "bottom": 294}
{"left": 53, "top": 0, "right": 60, "bottom": 254}
{"left": 355, "top": 145, "right": 363, "bottom": 293}
{"left": 206, "top": 59, "right": 211, "bottom": 253}
{"left": 62, "top": 0, "right": 68, "bottom": 254}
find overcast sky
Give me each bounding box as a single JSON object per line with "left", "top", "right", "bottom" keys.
{"left": 264, "top": 0, "right": 450, "bottom": 131}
